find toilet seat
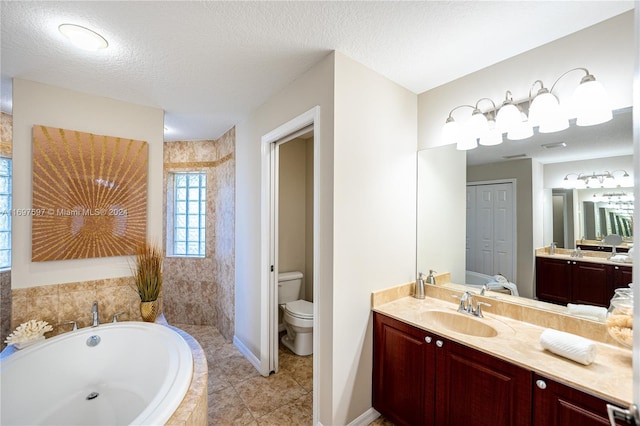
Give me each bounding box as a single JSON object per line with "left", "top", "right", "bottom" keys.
{"left": 284, "top": 299, "right": 313, "bottom": 320}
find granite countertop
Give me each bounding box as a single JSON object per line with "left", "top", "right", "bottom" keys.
{"left": 373, "top": 295, "right": 632, "bottom": 406}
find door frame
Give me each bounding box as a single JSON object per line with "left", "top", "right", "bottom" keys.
{"left": 260, "top": 106, "right": 320, "bottom": 421}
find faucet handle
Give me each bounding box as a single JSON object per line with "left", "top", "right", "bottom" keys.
{"left": 452, "top": 294, "right": 466, "bottom": 313}
{"left": 473, "top": 301, "right": 491, "bottom": 318}
{"left": 112, "top": 311, "right": 127, "bottom": 323}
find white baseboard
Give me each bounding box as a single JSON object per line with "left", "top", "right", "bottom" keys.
{"left": 233, "top": 335, "right": 265, "bottom": 375}
{"left": 346, "top": 407, "right": 381, "bottom": 426}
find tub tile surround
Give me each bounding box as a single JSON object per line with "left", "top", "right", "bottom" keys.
{"left": 0, "top": 270, "right": 11, "bottom": 350}
{"left": 10, "top": 277, "right": 147, "bottom": 335}
{"left": 163, "top": 127, "right": 236, "bottom": 341}
{"left": 372, "top": 280, "right": 632, "bottom": 406}
{"left": 166, "top": 324, "right": 208, "bottom": 426}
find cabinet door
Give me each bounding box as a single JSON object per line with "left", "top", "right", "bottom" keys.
{"left": 435, "top": 338, "right": 532, "bottom": 426}
{"left": 536, "top": 257, "right": 571, "bottom": 305}
{"left": 612, "top": 265, "right": 633, "bottom": 291}
{"left": 533, "top": 374, "right": 630, "bottom": 426}
{"left": 571, "top": 261, "right": 611, "bottom": 307}
{"left": 373, "top": 312, "right": 436, "bottom": 426}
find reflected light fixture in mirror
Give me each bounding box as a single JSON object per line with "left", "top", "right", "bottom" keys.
{"left": 563, "top": 170, "right": 631, "bottom": 189}
{"left": 58, "top": 24, "right": 109, "bottom": 51}
{"left": 441, "top": 67, "right": 613, "bottom": 150}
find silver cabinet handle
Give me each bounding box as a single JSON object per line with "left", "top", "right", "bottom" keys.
{"left": 436, "top": 340, "right": 444, "bottom": 348}
{"left": 607, "top": 403, "right": 640, "bottom": 425}
{"left": 536, "top": 379, "right": 547, "bottom": 390}
{"left": 425, "top": 336, "right": 432, "bottom": 343}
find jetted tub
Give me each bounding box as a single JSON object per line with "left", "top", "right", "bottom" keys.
{"left": 0, "top": 321, "right": 193, "bottom": 425}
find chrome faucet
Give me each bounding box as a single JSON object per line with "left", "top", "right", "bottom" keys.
{"left": 455, "top": 291, "right": 490, "bottom": 318}
{"left": 480, "top": 284, "right": 489, "bottom": 296}
{"left": 91, "top": 301, "right": 99, "bottom": 327}
{"left": 457, "top": 291, "right": 473, "bottom": 314}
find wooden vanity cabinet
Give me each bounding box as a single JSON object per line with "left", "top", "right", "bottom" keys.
{"left": 536, "top": 257, "right": 614, "bottom": 307}
{"left": 571, "top": 261, "right": 611, "bottom": 307}
{"left": 536, "top": 257, "right": 572, "bottom": 305}
{"left": 532, "top": 374, "right": 630, "bottom": 426}
{"left": 612, "top": 264, "right": 633, "bottom": 292}
{"left": 436, "top": 338, "right": 532, "bottom": 426}
{"left": 373, "top": 312, "right": 531, "bottom": 426}
{"left": 373, "top": 311, "right": 434, "bottom": 426}
{"left": 373, "top": 312, "right": 629, "bottom": 425}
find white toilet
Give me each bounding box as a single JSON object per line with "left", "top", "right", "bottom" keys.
{"left": 278, "top": 271, "right": 313, "bottom": 356}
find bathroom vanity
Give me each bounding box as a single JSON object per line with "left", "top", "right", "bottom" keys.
{"left": 536, "top": 250, "right": 632, "bottom": 307}
{"left": 371, "top": 284, "right": 632, "bottom": 426}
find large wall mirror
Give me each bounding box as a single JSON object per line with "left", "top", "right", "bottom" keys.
{"left": 417, "top": 106, "right": 633, "bottom": 320}
{"left": 416, "top": 10, "right": 635, "bottom": 323}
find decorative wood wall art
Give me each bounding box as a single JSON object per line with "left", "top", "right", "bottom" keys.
{"left": 31, "top": 125, "right": 148, "bottom": 261}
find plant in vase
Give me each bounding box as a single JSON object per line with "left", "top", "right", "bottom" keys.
{"left": 131, "top": 242, "right": 163, "bottom": 322}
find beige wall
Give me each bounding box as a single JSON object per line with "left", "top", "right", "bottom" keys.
{"left": 279, "top": 137, "right": 313, "bottom": 301}
{"left": 417, "top": 145, "right": 467, "bottom": 284}
{"left": 11, "top": 79, "right": 164, "bottom": 288}
{"left": 235, "top": 50, "right": 417, "bottom": 424}
{"left": 418, "top": 11, "right": 634, "bottom": 151}
{"left": 332, "top": 52, "right": 417, "bottom": 423}
{"left": 162, "top": 128, "right": 235, "bottom": 340}
{"left": 235, "top": 52, "right": 336, "bottom": 423}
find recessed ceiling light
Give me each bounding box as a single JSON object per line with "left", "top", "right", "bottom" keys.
{"left": 58, "top": 24, "right": 108, "bottom": 51}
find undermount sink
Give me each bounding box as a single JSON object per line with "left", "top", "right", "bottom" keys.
{"left": 419, "top": 310, "right": 498, "bottom": 338}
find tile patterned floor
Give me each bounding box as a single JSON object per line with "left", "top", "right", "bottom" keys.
{"left": 177, "top": 323, "right": 395, "bottom": 426}
{"left": 175, "top": 324, "right": 313, "bottom": 425}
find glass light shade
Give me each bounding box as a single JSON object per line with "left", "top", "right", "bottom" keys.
{"left": 506, "top": 113, "right": 533, "bottom": 141}
{"left": 618, "top": 174, "right": 633, "bottom": 188}
{"left": 495, "top": 103, "right": 520, "bottom": 133}
{"left": 58, "top": 24, "right": 108, "bottom": 51}
{"left": 456, "top": 126, "right": 477, "bottom": 150}
{"left": 441, "top": 119, "right": 460, "bottom": 145}
{"left": 572, "top": 79, "right": 613, "bottom": 126}
{"left": 529, "top": 91, "right": 569, "bottom": 133}
{"left": 479, "top": 120, "right": 503, "bottom": 146}
{"left": 468, "top": 110, "right": 489, "bottom": 139}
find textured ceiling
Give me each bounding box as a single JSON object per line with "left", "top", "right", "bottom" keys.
{"left": 0, "top": 1, "right": 635, "bottom": 143}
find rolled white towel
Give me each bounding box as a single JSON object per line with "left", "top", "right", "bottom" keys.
{"left": 539, "top": 329, "right": 598, "bottom": 365}
{"left": 567, "top": 304, "right": 608, "bottom": 322}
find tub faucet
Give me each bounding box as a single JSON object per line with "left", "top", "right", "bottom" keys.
{"left": 91, "top": 301, "right": 99, "bottom": 327}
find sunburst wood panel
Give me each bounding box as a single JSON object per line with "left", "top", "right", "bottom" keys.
{"left": 31, "top": 125, "right": 148, "bottom": 261}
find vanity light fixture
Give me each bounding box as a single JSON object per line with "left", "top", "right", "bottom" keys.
{"left": 563, "top": 170, "right": 630, "bottom": 189}
{"left": 58, "top": 24, "right": 108, "bottom": 51}
{"left": 441, "top": 67, "right": 612, "bottom": 149}
{"left": 443, "top": 98, "right": 502, "bottom": 150}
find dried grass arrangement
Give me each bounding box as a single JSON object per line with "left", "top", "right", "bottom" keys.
{"left": 132, "top": 242, "right": 163, "bottom": 302}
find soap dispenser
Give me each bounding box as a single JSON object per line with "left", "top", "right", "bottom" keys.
{"left": 426, "top": 270, "right": 436, "bottom": 285}
{"left": 415, "top": 272, "right": 426, "bottom": 299}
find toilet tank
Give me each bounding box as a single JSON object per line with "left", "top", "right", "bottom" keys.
{"left": 278, "top": 271, "right": 303, "bottom": 304}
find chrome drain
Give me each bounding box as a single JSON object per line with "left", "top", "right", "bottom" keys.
{"left": 86, "top": 335, "right": 100, "bottom": 347}
{"left": 86, "top": 392, "right": 99, "bottom": 401}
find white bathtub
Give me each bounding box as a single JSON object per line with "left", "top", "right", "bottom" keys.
{"left": 0, "top": 321, "right": 193, "bottom": 426}
{"left": 465, "top": 270, "right": 493, "bottom": 287}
